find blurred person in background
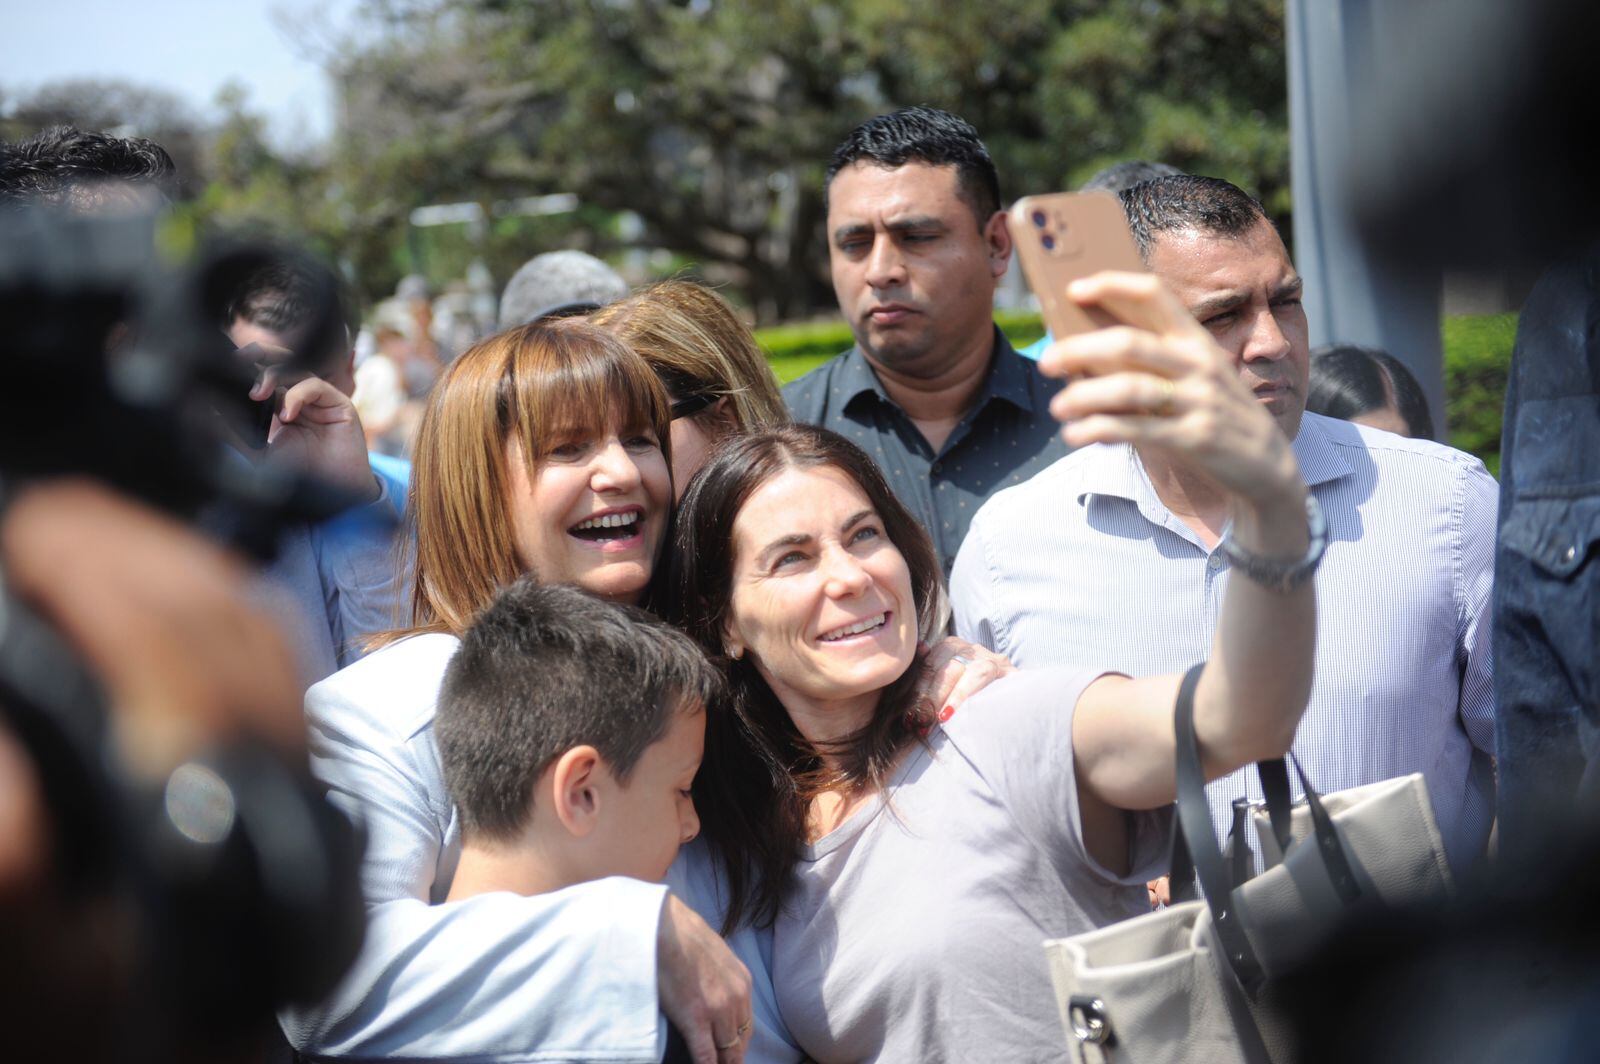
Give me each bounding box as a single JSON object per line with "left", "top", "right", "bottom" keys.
{"left": 224, "top": 256, "right": 413, "bottom": 671}
{"left": 499, "top": 249, "right": 629, "bottom": 329}
{"left": 594, "top": 279, "right": 789, "bottom": 497}
{"left": 784, "top": 107, "right": 1069, "bottom": 577}
{"left": 0, "top": 124, "right": 177, "bottom": 213}
{"left": 1080, "top": 158, "right": 1183, "bottom": 195}
{"left": 357, "top": 301, "right": 428, "bottom": 457}
{"left": 1494, "top": 245, "right": 1600, "bottom": 866}
{"left": 1306, "top": 342, "right": 1437, "bottom": 439}
{"left": 350, "top": 322, "right": 410, "bottom": 456}
{"left": 3, "top": 125, "right": 398, "bottom": 687}
{"left": 392, "top": 273, "right": 445, "bottom": 395}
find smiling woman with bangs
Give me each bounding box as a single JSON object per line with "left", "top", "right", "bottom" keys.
{"left": 398, "top": 317, "right": 673, "bottom": 633}
{"left": 667, "top": 266, "right": 1325, "bottom": 1061}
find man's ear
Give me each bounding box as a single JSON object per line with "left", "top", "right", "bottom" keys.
{"left": 984, "top": 209, "right": 1013, "bottom": 280}
{"left": 550, "top": 745, "right": 604, "bottom": 838}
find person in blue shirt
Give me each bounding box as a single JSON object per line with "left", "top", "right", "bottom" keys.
{"left": 225, "top": 255, "right": 412, "bottom": 682}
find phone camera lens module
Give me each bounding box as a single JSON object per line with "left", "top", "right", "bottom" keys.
{"left": 1041, "top": 233, "right": 1056, "bottom": 250}
{"left": 1031, "top": 210, "right": 1047, "bottom": 228}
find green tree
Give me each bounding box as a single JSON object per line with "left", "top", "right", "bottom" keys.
{"left": 328, "top": 0, "right": 1289, "bottom": 321}
{"left": 186, "top": 84, "right": 343, "bottom": 259}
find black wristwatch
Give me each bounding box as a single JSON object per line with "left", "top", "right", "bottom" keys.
{"left": 1217, "top": 494, "right": 1326, "bottom": 593}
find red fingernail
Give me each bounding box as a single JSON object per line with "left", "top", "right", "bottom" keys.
{"left": 938, "top": 705, "right": 955, "bottom": 722}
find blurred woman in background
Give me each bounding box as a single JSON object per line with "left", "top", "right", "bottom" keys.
{"left": 594, "top": 279, "right": 789, "bottom": 497}
{"left": 1306, "top": 343, "right": 1436, "bottom": 439}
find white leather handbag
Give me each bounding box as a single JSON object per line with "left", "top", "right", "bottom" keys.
{"left": 1044, "top": 666, "right": 1455, "bottom": 1064}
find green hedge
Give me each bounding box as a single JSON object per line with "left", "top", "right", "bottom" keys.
{"left": 757, "top": 310, "right": 1046, "bottom": 383}
{"left": 757, "top": 311, "right": 1515, "bottom": 473}
{"left": 1442, "top": 312, "right": 1516, "bottom": 477}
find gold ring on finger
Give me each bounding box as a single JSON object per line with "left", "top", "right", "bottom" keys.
{"left": 716, "top": 1032, "right": 742, "bottom": 1051}
{"left": 738, "top": 1018, "right": 754, "bottom": 1036}
{"left": 1152, "top": 377, "right": 1177, "bottom": 417}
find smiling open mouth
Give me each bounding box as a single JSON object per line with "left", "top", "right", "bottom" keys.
{"left": 819, "top": 612, "right": 888, "bottom": 642}
{"left": 569, "top": 512, "right": 642, "bottom": 542}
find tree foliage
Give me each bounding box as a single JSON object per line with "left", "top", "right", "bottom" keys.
{"left": 328, "top": 0, "right": 1289, "bottom": 320}
{"left": 2, "top": 2, "right": 1289, "bottom": 320}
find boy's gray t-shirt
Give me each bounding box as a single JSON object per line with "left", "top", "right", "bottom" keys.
{"left": 772, "top": 666, "right": 1173, "bottom": 1063}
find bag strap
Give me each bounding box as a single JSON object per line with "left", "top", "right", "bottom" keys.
{"left": 1169, "top": 679, "right": 1364, "bottom": 906}
{"left": 1170, "top": 665, "right": 1276, "bottom": 1064}
{"left": 1288, "top": 752, "right": 1362, "bottom": 903}
{"left": 1171, "top": 663, "right": 1267, "bottom": 993}
{"left": 1256, "top": 758, "right": 1294, "bottom": 854}
{"left": 1225, "top": 798, "right": 1255, "bottom": 890}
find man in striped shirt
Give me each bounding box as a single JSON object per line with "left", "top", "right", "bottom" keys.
{"left": 951, "top": 175, "right": 1496, "bottom": 875}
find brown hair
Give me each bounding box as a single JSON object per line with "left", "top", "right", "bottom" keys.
{"left": 385, "top": 319, "right": 672, "bottom": 642}
{"left": 592, "top": 280, "right": 788, "bottom": 444}
{"left": 665, "top": 425, "right": 943, "bottom": 931}
{"left": 438, "top": 578, "right": 722, "bottom": 843}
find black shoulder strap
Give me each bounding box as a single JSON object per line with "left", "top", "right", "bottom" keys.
{"left": 1172, "top": 663, "right": 1267, "bottom": 993}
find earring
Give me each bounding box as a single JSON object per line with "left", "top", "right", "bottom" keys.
{"left": 725, "top": 645, "right": 743, "bottom": 661}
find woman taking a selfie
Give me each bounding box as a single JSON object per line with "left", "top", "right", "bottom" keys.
{"left": 668, "top": 272, "right": 1320, "bottom": 1061}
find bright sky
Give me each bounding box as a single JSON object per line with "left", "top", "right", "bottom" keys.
{"left": 0, "top": 0, "right": 366, "bottom": 148}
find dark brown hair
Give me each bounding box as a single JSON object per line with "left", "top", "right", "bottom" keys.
{"left": 666, "top": 425, "right": 943, "bottom": 931}
{"left": 1119, "top": 174, "right": 1273, "bottom": 259}
{"left": 437, "top": 578, "right": 722, "bottom": 843}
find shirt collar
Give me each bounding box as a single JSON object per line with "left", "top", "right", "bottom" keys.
{"left": 980, "top": 328, "right": 1036, "bottom": 414}
{"left": 1075, "top": 409, "right": 1354, "bottom": 511}
{"left": 1289, "top": 411, "right": 1355, "bottom": 488}
{"left": 840, "top": 325, "right": 1034, "bottom": 415}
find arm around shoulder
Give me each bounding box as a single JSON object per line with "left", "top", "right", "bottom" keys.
{"left": 290, "top": 644, "right": 671, "bottom": 1059}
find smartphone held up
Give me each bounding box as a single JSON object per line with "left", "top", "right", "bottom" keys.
{"left": 1008, "top": 191, "right": 1146, "bottom": 345}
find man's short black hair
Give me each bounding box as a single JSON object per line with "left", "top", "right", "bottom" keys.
{"left": 223, "top": 255, "right": 353, "bottom": 374}
{"left": 436, "top": 579, "right": 723, "bottom": 843}
{"left": 1081, "top": 159, "right": 1182, "bottom": 195}
{"left": 1119, "top": 174, "right": 1273, "bottom": 259}
{"left": 825, "top": 106, "right": 1001, "bottom": 229}
{"left": 0, "top": 125, "right": 177, "bottom": 211}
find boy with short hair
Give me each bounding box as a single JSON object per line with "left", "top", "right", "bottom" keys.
{"left": 436, "top": 578, "right": 721, "bottom": 900}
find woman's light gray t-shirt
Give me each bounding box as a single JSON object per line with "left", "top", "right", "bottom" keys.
{"left": 772, "top": 667, "right": 1174, "bottom": 1063}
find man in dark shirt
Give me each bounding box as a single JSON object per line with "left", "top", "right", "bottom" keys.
{"left": 783, "top": 107, "right": 1068, "bottom": 575}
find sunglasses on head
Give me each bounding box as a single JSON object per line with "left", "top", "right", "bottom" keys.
{"left": 669, "top": 390, "right": 718, "bottom": 421}
{"left": 654, "top": 366, "right": 719, "bottom": 421}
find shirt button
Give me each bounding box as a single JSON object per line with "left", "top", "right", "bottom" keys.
{"left": 932, "top": 461, "right": 944, "bottom": 474}
{"left": 1208, "top": 553, "right": 1225, "bottom": 570}
{"left": 1564, "top": 545, "right": 1578, "bottom": 563}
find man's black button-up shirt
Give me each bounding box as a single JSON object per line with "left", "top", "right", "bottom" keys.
{"left": 782, "top": 327, "right": 1070, "bottom": 576}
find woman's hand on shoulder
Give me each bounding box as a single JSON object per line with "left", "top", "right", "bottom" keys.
{"left": 914, "top": 638, "right": 1016, "bottom": 723}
